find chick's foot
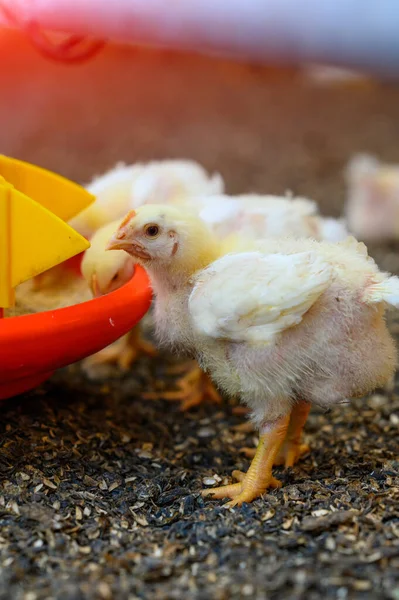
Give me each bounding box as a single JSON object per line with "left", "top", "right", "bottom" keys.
{"left": 202, "top": 415, "right": 290, "bottom": 506}
{"left": 144, "top": 362, "right": 222, "bottom": 411}
{"left": 83, "top": 328, "right": 157, "bottom": 372}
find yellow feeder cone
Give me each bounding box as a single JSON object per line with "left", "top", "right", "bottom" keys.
{"left": 0, "top": 155, "right": 94, "bottom": 222}
{"left": 0, "top": 180, "right": 90, "bottom": 310}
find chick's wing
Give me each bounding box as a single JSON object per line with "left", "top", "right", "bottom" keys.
{"left": 189, "top": 251, "right": 332, "bottom": 344}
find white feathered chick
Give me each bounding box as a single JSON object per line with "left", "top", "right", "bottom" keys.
{"left": 107, "top": 205, "right": 398, "bottom": 506}
{"left": 71, "top": 159, "right": 224, "bottom": 238}
{"left": 80, "top": 220, "right": 156, "bottom": 371}
{"left": 345, "top": 153, "right": 399, "bottom": 242}
{"left": 128, "top": 160, "right": 224, "bottom": 210}
{"left": 191, "top": 193, "right": 348, "bottom": 242}
{"left": 32, "top": 159, "right": 224, "bottom": 291}
{"left": 120, "top": 192, "right": 347, "bottom": 411}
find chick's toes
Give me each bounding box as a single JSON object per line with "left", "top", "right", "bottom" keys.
{"left": 143, "top": 363, "right": 223, "bottom": 411}
{"left": 83, "top": 340, "right": 133, "bottom": 371}
{"left": 202, "top": 415, "right": 289, "bottom": 506}
{"left": 202, "top": 469, "right": 282, "bottom": 507}
{"left": 83, "top": 327, "right": 157, "bottom": 372}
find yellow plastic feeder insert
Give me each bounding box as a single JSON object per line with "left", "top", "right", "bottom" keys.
{"left": 0, "top": 156, "right": 152, "bottom": 400}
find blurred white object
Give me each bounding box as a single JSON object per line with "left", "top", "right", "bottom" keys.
{"left": 3, "top": 0, "right": 399, "bottom": 75}
{"left": 191, "top": 194, "right": 349, "bottom": 242}
{"left": 345, "top": 154, "right": 399, "bottom": 242}
{"left": 70, "top": 161, "right": 346, "bottom": 245}
{"left": 129, "top": 161, "right": 224, "bottom": 209}
{"left": 69, "top": 160, "right": 224, "bottom": 238}
{"left": 317, "top": 216, "right": 350, "bottom": 242}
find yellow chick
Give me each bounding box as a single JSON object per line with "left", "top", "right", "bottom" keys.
{"left": 80, "top": 220, "right": 156, "bottom": 371}
{"left": 108, "top": 205, "right": 398, "bottom": 506}
{"left": 33, "top": 160, "right": 224, "bottom": 291}
{"left": 81, "top": 219, "right": 222, "bottom": 409}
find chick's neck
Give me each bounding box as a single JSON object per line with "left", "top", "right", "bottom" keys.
{"left": 149, "top": 236, "right": 222, "bottom": 294}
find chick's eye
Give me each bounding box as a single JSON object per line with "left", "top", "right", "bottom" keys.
{"left": 111, "top": 274, "right": 118, "bottom": 282}
{"left": 144, "top": 224, "right": 160, "bottom": 237}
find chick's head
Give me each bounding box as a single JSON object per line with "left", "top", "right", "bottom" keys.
{"left": 81, "top": 219, "right": 135, "bottom": 296}
{"left": 107, "top": 204, "right": 220, "bottom": 276}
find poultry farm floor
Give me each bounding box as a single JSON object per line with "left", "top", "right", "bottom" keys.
{"left": 0, "top": 61, "right": 399, "bottom": 600}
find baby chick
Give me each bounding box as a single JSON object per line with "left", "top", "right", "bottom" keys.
{"left": 81, "top": 220, "right": 156, "bottom": 371}
{"left": 140, "top": 192, "right": 348, "bottom": 411}
{"left": 128, "top": 160, "right": 224, "bottom": 210}
{"left": 33, "top": 160, "right": 224, "bottom": 291}
{"left": 108, "top": 205, "right": 398, "bottom": 506}
{"left": 345, "top": 153, "right": 399, "bottom": 242}
{"left": 71, "top": 160, "right": 224, "bottom": 239}
{"left": 192, "top": 193, "right": 348, "bottom": 242}
{"left": 81, "top": 219, "right": 220, "bottom": 410}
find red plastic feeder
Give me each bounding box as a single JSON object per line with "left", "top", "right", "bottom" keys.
{"left": 0, "top": 265, "right": 152, "bottom": 400}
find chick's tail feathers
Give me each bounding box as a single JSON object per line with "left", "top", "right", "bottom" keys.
{"left": 363, "top": 275, "right": 399, "bottom": 308}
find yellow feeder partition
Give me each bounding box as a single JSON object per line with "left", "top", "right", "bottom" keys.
{"left": 0, "top": 155, "right": 94, "bottom": 222}
{"left": 0, "top": 157, "right": 95, "bottom": 309}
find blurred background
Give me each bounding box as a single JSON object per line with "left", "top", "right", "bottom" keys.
{"left": 1, "top": 1, "right": 399, "bottom": 221}
{"left": 0, "top": 0, "right": 399, "bottom": 220}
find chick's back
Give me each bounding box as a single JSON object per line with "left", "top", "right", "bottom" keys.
{"left": 188, "top": 236, "right": 397, "bottom": 423}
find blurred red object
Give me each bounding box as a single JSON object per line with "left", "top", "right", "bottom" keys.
{"left": 0, "top": 3, "right": 105, "bottom": 63}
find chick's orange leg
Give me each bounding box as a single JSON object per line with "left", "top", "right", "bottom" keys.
{"left": 127, "top": 327, "right": 158, "bottom": 359}
{"left": 164, "top": 360, "right": 196, "bottom": 376}
{"left": 202, "top": 415, "right": 290, "bottom": 506}
{"left": 240, "top": 400, "right": 310, "bottom": 465}
{"left": 144, "top": 362, "right": 222, "bottom": 411}
{"left": 274, "top": 400, "right": 310, "bottom": 467}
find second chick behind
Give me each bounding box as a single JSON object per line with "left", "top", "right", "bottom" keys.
{"left": 81, "top": 219, "right": 157, "bottom": 371}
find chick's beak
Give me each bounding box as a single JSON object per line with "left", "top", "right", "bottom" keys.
{"left": 106, "top": 212, "right": 152, "bottom": 260}
{"left": 106, "top": 233, "right": 133, "bottom": 252}
{"left": 106, "top": 232, "right": 151, "bottom": 260}
{"left": 106, "top": 211, "right": 137, "bottom": 252}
